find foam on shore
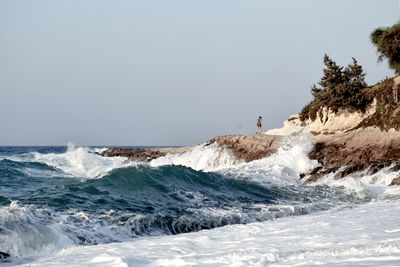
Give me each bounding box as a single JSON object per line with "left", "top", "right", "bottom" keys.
{"left": 18, "top": 199, "right": 400, "bottom": 267}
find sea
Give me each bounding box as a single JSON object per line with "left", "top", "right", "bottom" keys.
{"left": 2, "top": 133, "right": 400, "bottom": 266}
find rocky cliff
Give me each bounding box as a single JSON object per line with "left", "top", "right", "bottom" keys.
{"left": 266, "top": 76, "right": 400, "bottom": 184}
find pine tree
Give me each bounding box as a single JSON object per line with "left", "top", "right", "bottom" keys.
{"left": 311, "top": 84, "right": 322, "bottom": 98}
{"left": 310, "top": 55, "right": 344, "bottom": 103}
{"left": 318, "top": 54, "right": 345, "bottom": 91}
{"left": 344, "top": 57, "right": 367, "bottom": 89}
{"left": 371, "top": 23, "right": 400, "bottom": 73}
{"left": 308, "top": 55, "right": 368, "bottom": 112}
{"left": 301, "top": 55, "right": 370, "bottom": 121}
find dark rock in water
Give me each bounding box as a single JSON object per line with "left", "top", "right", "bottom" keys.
{"left": 391, "top": 162, "right": 400, "bottom": 172}
{"left": 305, "top": 160, "right": 400, "bottom": 183}
{"left": 304, "top": 166, "right": 326, "bottom": 183}
{"left": 305, "top": 167, "right": 339, "bottom": 184}
{"left": 96, "top": 148, "right": 167, "bottom": 162}
{"left": 390, "top": 177, "right": 400, "bottom": 186}
{"left": 368, "top": 163, "right": 386, "bottom": 175}
{"left": 0, "top": 251, "right": 10, "bottom": 259}
{"left": 334, "top": 164, "right": 366, "bottom": 180}
{"left": 309, "top": 166, "right": 323, "bottom": 175}
{"left": 299, "top": 173, "right": 305, "bottom": 179}
{"left": 367, "top": 161, "right": 393, "bottom": 175}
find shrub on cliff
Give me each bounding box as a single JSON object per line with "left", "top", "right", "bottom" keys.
{"left": 371, "top": 23, "right": 400, "bottom": 73}
{"left": 300, "top": 55, "right": 370, "bottom": 121}
{"left": 358, "top": 78, "right": 400, "bottom": 130}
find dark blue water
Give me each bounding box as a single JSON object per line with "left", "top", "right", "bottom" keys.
{"left": 0, "top": 146, "right": 363, "bottom": 262}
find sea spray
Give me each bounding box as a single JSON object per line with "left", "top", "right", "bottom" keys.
{"left": 273, "top": 129, "right": 318, "bottom": 174}
{"left": 0, "top": 202, "right": 73, "bottom": 260}
{"left": 150, "top": 130, "right": 317, "bottom": 177}
{"left": 217, "top": 130, "right": 318, "bottom": 186}
{"left": 310, "top": 163, "right": 400, "bottom": 200}
{"left": 150, "top": 142, "right": 239, "bottom": 172}
{"left": 31, "top": 144, "right": 130, "bottom": 179}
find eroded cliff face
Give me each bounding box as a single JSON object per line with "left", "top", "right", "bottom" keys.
{"left": 266, "top": 98, "right": 377, "bottom": 136}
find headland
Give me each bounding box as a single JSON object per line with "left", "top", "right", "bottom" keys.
{"left": 99, "top": 75, "right": 400, "bottom": 185}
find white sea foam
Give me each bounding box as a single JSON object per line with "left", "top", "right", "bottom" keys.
{"left": 150, "top": 142, "right": 239, "bottom": 172}
{"left": 150, "top": 130, "right": 318, "bottom": 187}
{"left": 306, "top": 162, "right": 400, "bottom": 200}
{"left": 0, "top": 202, "right": 73, "bottom": 262}
{"left": 186, "top": 204, "right": 297, "bottom": 225}
{"left": 17, "top": 199, "right": 400, "bottom": 267}
{"left": 30, "top": 143, "right": 131, "bottom": 179}
{"left": 211, "top": 131, "right": 319, "bottom": 187}
{"left": 0, "top": 202, "right": 147, "bottom": 265}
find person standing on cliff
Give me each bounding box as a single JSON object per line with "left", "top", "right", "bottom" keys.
{"left": 256, "top": 116, "right": 262, "bottom": 134}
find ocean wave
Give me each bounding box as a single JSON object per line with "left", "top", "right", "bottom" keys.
{"left": 0, "top": 144, "right": 132, "bottom": 179}
{"left": 150, "top": 142, "right": 239, "bottom": 172}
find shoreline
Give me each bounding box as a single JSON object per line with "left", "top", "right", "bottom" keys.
{"left": 100, "top": 124, "right": 400, "bottom": 186}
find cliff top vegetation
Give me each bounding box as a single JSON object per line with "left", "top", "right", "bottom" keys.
{"left": 299, "top": 22, "right": 400, "bottom": 130}
{"left": 299, "top": 55, "right": 371, "bottom": 121}
{"left": 371, "top": 22, "right": 400, "bottom": 74}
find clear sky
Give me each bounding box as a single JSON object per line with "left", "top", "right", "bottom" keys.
{"left": 0, "top": 1, "right": 398, "bottom": 146}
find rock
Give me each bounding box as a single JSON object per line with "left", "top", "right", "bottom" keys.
{"left": 333, "top": 164, "right": 366, "bottom": 180}
{"left": 390, "top": 177, "right": 400, "bottom": 186}
{"left": 368, "top": 163, "right": 385, "bottom": 175}
{"left": 391, "top": 162, "right": 400, "bottom": 172}
{"left": 97, "top": 148, "right": 167, "bottom": 162}
{"left": 305, "top": 167, "right": 339, "bottom": 184}
{"left": 367, "top": 162, "right": 393, "bottom": 175}
{"left": 307, "top": 127, "right": 400, "bottom": 173}
{"left": 306, "top": 172, "right": 325, "bottom": 184}
{"left": 305, "top": 160, "right": 400, "bottom": 183}
{"left": 0, "top": 251, "right": 10, "bottom": 259}
{"left": 309, "top": 166, "right": 323, "bottom": 175}
{"left": 207, "top": 134, "right": 282, "bottom": 162}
